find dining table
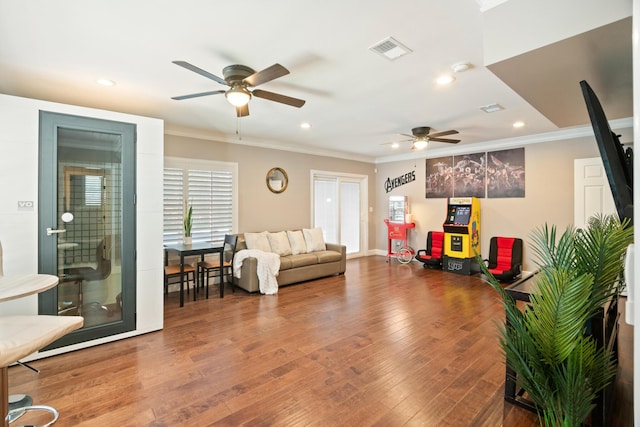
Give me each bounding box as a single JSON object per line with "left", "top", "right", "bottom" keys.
{"left": 164, "top": 241, "right": 224, "bottom": 307}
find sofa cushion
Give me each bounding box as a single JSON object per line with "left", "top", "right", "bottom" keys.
{"left": 303, "top": 228, "right": 326, "bottom": 252}
{"left": 244, "top": 231, "right": 271, "bottom": 252}
{"left": 278, "top": 256, "right": 294, "bottom": 271}
{"left": 315, "top": 250, "right": 343, "bottom": 263}
{"left": 287, "top": 230, "right": 307, "bottom": 255}
{"left": 289, "top": 253, "right": 319, "bottom": 268}
{"left": 267, "top": 231, "right": 292, "bottom": 256}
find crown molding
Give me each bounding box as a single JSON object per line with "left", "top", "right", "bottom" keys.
{"left": 166, "top": 117, "right": 633, "bottom": 166}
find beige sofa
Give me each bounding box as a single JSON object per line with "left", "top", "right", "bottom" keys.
{"left": 233, "top": 229, "right": 347, "bottom": 293}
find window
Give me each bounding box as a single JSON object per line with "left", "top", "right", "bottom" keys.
{"left": 163, "top": 157, "right": 238, "bottom": 244}
{"left": 84, "top": 175, "right": 103, "bottom": 206}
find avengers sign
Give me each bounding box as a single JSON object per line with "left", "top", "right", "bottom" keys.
{"left": 384, "top": 170, "right": 416, "bottom": 193}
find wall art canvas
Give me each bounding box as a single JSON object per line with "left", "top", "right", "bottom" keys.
{"left": 487, "top": 147, "right": 525, "bottom": 198}
{"left": 453, "top": 153, "right": 486, "bottom": 198}
{"left": 425, "top": 156, "right": 453, "bottom": 198}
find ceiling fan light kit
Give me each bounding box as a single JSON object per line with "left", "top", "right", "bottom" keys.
{"left": 413, "top": 139, "right": 429, "bottom": 150}
{"left": 225, "top": 86, "right": 251, "bottom": 107}
{"left": 391, "top": 126, "right": 461, "bottom": 151}
{"left": 172, "top": 61, "right": 305, "bottom": 117}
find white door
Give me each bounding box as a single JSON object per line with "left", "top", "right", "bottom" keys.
{"left": 311, "top": 171, "right": 368, "bottom": 257}
{"left": 574, "top": 157, "right": 616, "bottom": 228}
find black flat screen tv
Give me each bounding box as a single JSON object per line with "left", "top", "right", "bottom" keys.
{"left": 580, "top": 80, "right": 634, "bottom": 226}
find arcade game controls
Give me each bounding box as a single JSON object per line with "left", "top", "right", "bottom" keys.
{"left": 442, "top": 197, "right": 480, "bottom": 275}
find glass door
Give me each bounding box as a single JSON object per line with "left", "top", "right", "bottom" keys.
{"left": 38, "top": 112, "right": 136, "bottom": 349}
{"left": 340, "top": 180, "right": 361, "bottom": 253}
{"left": 312, "top": 172, "right": 367, "bottom": 257}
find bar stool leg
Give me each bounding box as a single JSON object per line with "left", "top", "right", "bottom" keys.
{"left": 2, "top": 367, "right": 7, "bottom": 427}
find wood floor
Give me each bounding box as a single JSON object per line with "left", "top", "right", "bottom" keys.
{"left": 8, "top": 256, "right": 633, "bottom": 426}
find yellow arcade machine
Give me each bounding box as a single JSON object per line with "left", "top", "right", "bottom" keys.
{"left": 442, "top": 197, "right": 480, "bottom": 275}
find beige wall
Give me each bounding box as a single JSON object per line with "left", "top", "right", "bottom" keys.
{"left": 165, "top": 133, "right": 377, "bottom": 243}
{"left": 374, "top": 135, "right": 605, "bottom": 271}
{"left": 166, "top": 130, "right": 625, "bottom": 271}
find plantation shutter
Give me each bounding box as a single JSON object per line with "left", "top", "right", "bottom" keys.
{"left": 163, "top": 167, "right": 185, "bottom": 244}
{"left": 163, "top": 159, "right": 235, "bottom": 245}
{"left": 188, "top": 169, "right": 233, "bottom": 245}
{"left": 84, "top": 175, "right": 103, "bottom": 206}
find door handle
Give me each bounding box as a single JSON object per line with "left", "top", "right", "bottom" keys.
{"left": 46, "top": 227, "right": 67, "bottom": 236}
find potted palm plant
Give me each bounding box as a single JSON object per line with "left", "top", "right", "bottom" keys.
{"left": 183, "top": 201, "right": 193, "bottom": 244}
{"left": 481, "top": 214, "right": 633, "bottom": 426}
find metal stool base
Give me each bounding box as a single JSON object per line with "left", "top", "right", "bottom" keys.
{"left": 7, "top": 405, "right": 59, "bottom": 427}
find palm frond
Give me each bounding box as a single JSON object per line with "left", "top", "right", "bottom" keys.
{"left": 527, "top": 269, "right": 593, "bottom": 365}
{"left": 574, "top": 214, "right": 633, "bottom": 310}
{"left": 529, "top": 224, "right": 575, "bottom": 271}
{"left": 480, "top": 214, "right": 632, "bottom": 426}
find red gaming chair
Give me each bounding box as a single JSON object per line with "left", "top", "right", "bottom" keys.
{"left": 485, "top": 236, "right": 523, "bottom": 282}
{"left": 415, "top": 231, "right": 445, "bottom": 269}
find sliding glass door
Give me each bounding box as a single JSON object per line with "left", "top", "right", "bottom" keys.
{"left": 312, "top": 171, "right": 367, "bottom": 257}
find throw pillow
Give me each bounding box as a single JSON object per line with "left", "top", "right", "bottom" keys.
{"left": 287, "top": 230, "right": 307, "bottom": 255}
{"left": 244, "top": 231, "right": 272, "bottom": 253}
{"left": 303, "top": 227, "right": 326, "bottom": 252}
{"left": 267, "top": 231, "right": 292, "bottom": 256}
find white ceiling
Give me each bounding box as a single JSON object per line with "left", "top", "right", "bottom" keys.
{"left": 0, "top": 0, "right": 633, "bottom": 163}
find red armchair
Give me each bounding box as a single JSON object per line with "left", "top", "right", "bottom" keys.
{"left": 415, "top": 231, "right": 445, "bottom": 269}
{"left": 485, "top": 236, "right": 523, "bottom": 282}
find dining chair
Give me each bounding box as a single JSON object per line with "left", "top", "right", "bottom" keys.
{"left": 198, "top": 234, "right": 238, "bottom": 298}
{"left": 163, "top": 250, "right": 197, "bottom": 296}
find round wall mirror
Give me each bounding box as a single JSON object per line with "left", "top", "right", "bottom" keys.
{"left": 266, "top": 167, "right": 288, "bottom": 193}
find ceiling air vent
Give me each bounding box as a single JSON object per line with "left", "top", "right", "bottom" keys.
{"left": 480, "top": 103, "right": 504, "bottom": 113}
{"left": 369, "top": 37, "right": 412, "bottom": 60}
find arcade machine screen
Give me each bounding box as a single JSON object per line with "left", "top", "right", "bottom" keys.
{"left": 453, "top": 206, "right": 471, "bottom": 225}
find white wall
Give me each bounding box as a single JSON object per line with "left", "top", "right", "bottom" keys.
{"left": 0, "top": 94, "right": 164, "bottom": 359}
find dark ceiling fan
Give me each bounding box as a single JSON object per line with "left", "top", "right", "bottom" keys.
{"left": 171, "top": 61, "right": 306, "bottom": 117}
{"left": 398, "top": 126, "right": 460, "bottom": 150}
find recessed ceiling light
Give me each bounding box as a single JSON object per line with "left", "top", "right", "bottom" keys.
{"left": 513, "top": 121, "right": 525, "bottom": 128}
{"left": 436, "top": 74, "right": 455, "bottom": 85}
{"left": 391, "top": 142, "right": 400, "bottom": 149}
{"left": 300, "top": 122, "right": 311, "bottom": 129}
{"left": 96, "top": 79, "right": 115, "bottom": 87}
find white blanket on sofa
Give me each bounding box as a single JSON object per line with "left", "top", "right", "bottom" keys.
{"left": 233, "top": 249, "right": 280, "bottom": 295}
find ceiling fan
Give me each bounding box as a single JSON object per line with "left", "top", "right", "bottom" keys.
{"left": 396, "top": 126, "right": 461, "bottom": 150}
{"left": 171, "top": 61, "right": 306, "bottom": 117}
